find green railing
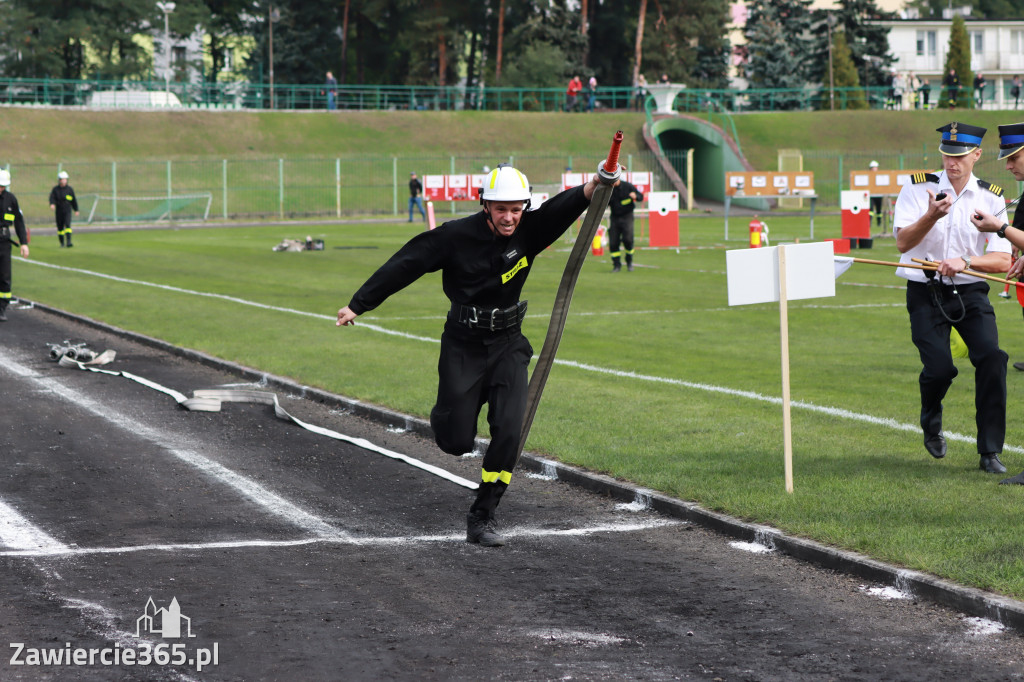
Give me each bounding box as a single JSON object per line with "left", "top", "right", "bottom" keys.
{"left": 0, "top": 77, "right": 980, "bottom": 113}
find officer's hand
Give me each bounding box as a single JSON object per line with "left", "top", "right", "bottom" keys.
{"left": 583, "top": 174, "right": 600, "bottom": 200}
{"left": 970, "top": 208, "right": 1002, "bottom": 232}
{"left": 936, "top": 256, "right": 965, "bottom": 277}
{"left": 927, "top": 189, "right": 953, "bottom": 217}
{"left": 19, "top": 244, "right": 29, "bottom": 258}
{"left": 50, "top": 205, "right": 55, "bottom": 211}
{"left": 1010, "top": 257, "right": 1024, "bottom": 279}
{"left": 336, "top": 306, "right": 358, "bottom": 327}
{"left": 75, "top": 211, "right": 80, "bottom": 216}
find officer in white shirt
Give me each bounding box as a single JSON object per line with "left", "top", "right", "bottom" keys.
{"left": 893, "top": 122, "right": 1012, "bottom": 473}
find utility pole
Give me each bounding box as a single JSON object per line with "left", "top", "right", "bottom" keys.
{"left": 156, "top": 2, "right": 176, "bottom": 104}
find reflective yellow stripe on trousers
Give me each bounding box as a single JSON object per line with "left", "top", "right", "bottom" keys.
{"left": 481, "top": 469, "right": 512, "bottom": 485}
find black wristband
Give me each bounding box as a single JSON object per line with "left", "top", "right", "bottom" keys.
{"left": 998, "top": 223, "right": 1010, "bottom": 239}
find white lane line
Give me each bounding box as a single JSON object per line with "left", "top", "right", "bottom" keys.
{"left": 0, "top": 351, "right": 345, "bottom": 540}
{"left": 0, "top": 518, "right": 681, "bottom": 557}
{"left": 19, "top": 261, "right": 1014, "bottom": 453}
{"left": 554, "top": 358, "right": 1024, "bottom": 456}
{"left": 0, "top": 498, "right": 67, "bottom": 553}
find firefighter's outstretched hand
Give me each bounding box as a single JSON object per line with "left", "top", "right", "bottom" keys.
{"left": 19, "top": 244, "right": 28, "bottom": 258}
{"left": 336, "top": 306, "right": 358, "bottom": 327}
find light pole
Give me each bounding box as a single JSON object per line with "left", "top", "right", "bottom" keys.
{"left": 827, "top": 13, "right": 836, "bottom": 111}
{"left": 156, "top": 1, "right": 175, "bottom": 104}
{"left": 268, "top": 6, "right": 280, "bottom": 109}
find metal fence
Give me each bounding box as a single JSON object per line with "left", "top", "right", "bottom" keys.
{"left": 6, "top": 151, "right": 676, "bottom": 226}
{"left": 4, "top": 77, "right": 1014, "bottom": 113}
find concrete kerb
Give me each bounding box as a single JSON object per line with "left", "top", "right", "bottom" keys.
{"left": 20, "top": 298, "right": 1024, "bottom": 634}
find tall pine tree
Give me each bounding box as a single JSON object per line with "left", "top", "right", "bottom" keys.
{"left": 942, "top": 15, "right": 972, "bottom": 109}
{"left": 831, "top": 30, "right": 866, "bottom": 110}
{"left": 809, "top": 0, "right": 895, "bottom": 91}
{"left": 744, "top": 0, "right": 815, "bottom": 109}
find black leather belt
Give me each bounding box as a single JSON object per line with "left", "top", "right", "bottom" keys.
{"left": 451, "top": 301, "right": 527, "bottom": 331}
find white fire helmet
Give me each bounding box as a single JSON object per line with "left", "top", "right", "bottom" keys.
{"left": 480, "top": 164, "right": 531, "bottom": 203}
{"left": 58, "top": 171, "right": 69, "bottom": 180}
{"left": 869, "top": 160, "right": 879, "bottom": 169}
{"left": 0, "top": 169, "right": 10, "bottom": 187}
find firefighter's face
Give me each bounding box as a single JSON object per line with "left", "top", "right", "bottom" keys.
{"left": 485, "top": 201, "right": 525, "bottom": 237}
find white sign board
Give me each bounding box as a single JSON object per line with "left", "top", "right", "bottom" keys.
{"left": 726, "top": 242, "right": 837, "bottom": 306}
{"left": 648, "top": 191, "right": 679, "bottom": 215}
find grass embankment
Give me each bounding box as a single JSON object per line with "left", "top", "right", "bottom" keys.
{"left": 15, "top": 215, "right": 1024, "bottom": 600}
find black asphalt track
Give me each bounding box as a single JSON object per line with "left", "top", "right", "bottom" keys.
{"left": 1, "top": 304, "right": 1023, "bottom": 681}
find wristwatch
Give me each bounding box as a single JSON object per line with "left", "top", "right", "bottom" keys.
{"left": 962, "top": 254, "right": 972, "bottom": 270}
{"left": 997, "top": 223, "right": 1010, "bottom": 239}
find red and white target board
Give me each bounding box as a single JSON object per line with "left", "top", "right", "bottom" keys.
{"left": 561, "top": 171, "right": 652, "bottom": 196}
{"left": 424, "top": 174, "right": 486, "bottom": 202}
{"left": 648, "top": 191, "right": 679, "bottom": 247}
{"left": 840, "top": 190, "right": 871, "bottom": 240}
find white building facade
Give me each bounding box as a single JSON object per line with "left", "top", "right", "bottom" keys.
{"left": 876, "top": 19, "right": 1024, "bottom": 108}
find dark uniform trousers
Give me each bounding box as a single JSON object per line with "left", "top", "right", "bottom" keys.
{"left": 430, "top": 327, "right": 533, "bottom": 519}
{"left": 0, "top": 228, "right": 12, "bottom": 301}
{"left": 907, "top": 280, "right": 1006, "bottom": 453}
{"left": 869, "top": 195, "right": 884, "bottom": 228}
{"left": 609, "top": 212, "right": 635, "bottom": 266}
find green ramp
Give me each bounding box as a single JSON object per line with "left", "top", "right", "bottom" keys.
{"left": 645, "top": 114, "right": 767, "bottom": 211}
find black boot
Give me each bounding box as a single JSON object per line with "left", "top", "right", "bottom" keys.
{"left": 59, "top": 235, "right": 65, "bottom": 247}
{"left": 611, "top": 256, "right": 621, "bottom": 272}
{"left": 626, "top": 253, "right": 634, "bottom": 272}
{"left": 0, "top": 301, "right": 8, "bottom": 322}
{"left": 66, "top": 235, "right": 73, "bottom": 248}
{"left": 466, "top": 512, "right": 505, "bottom": 547}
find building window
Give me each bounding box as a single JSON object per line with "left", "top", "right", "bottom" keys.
{"left": 172, "top": 46, "right": 187, "bottom": 65}
{"left": 916, "top": 30, "right": 937, "bottom": 56}
{"left": 970, "top": 31, "right": 984, "bottom": 55}
{"left": 1013, "top": 30, "right": 1024, "bottom": 55}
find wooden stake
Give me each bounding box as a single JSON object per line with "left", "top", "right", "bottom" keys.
{"left": 779, "top": 245, "right": 794, "bottom": 494}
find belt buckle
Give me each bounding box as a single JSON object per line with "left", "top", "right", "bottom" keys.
{"left": 466, "top": 306, "right": 478, "bottom": 328}
{"left": 490, "top": 308, "right": 500, "bottom": 331}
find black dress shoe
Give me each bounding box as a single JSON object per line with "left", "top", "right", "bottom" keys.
{"left": 1000, "top": 470, "right": 1024, "bottom": 485}
{"left": 980, "top": 454, "right": 1007, "bottom": 474}
{"left": 1014, "top": 361, "right": 1024, "bottom": 372}
{"left": 924, "top": 434, "right": 946, "bottom": 459}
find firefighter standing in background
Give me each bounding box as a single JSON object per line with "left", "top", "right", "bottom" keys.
{"left": 608, "top": 173, "right": 643, "bottom": 272}
{"left": 49, "top": 171, "right": 79, "bottom": 248}
{"left": 337, "top": 164, "right": 599, "bottom": 547}
{"left": 0, "top": 169, "right": 30, "bottom": 322}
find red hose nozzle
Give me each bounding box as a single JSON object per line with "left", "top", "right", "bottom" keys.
{"left": 603, "top": 131, "right": 624, "bottom": 173}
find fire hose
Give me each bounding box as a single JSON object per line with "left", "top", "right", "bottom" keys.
{"left": 516, "top": 130, "right": 623, "bottom": 464}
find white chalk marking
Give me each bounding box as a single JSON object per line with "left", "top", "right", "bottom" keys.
{"left": 0, "top": 518, "right": 682, "bottom": 557}
{"left": 21, "top": 260, "right": 1019, "bottom": 454}
{"left": 860, "top": 585, "right": 912, "bottom": 600}
{"left": 615, "top": 490, "right": 652, "bottom": 512}
{"left": 963, "top": 616, "right": 1006, "bottom": 636}
{"left": 0, "top": 351, "right": 344, "bottom": 539}
{"left": 525, "top": 628, "right": 627, "bottom": 647}
{"left": 0, "top": 498, "right": 67, "bottom": 553}
{"left": 729, "top": 540, "right": 773, "bottom": 554}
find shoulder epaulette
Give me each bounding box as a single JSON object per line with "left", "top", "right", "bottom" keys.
{"left": 911, "top": 172, "right": 940, "bottom": 184}
{"left": 977, "top": 179, "right": 1004, "bottom": 197}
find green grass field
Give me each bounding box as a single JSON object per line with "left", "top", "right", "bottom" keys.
{"left": 14, "top": 212, "right": 1024, "bottom": 599}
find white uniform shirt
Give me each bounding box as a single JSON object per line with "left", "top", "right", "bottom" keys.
{"left": 892, "top": 170, "right": 1011, "bottom": 284}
